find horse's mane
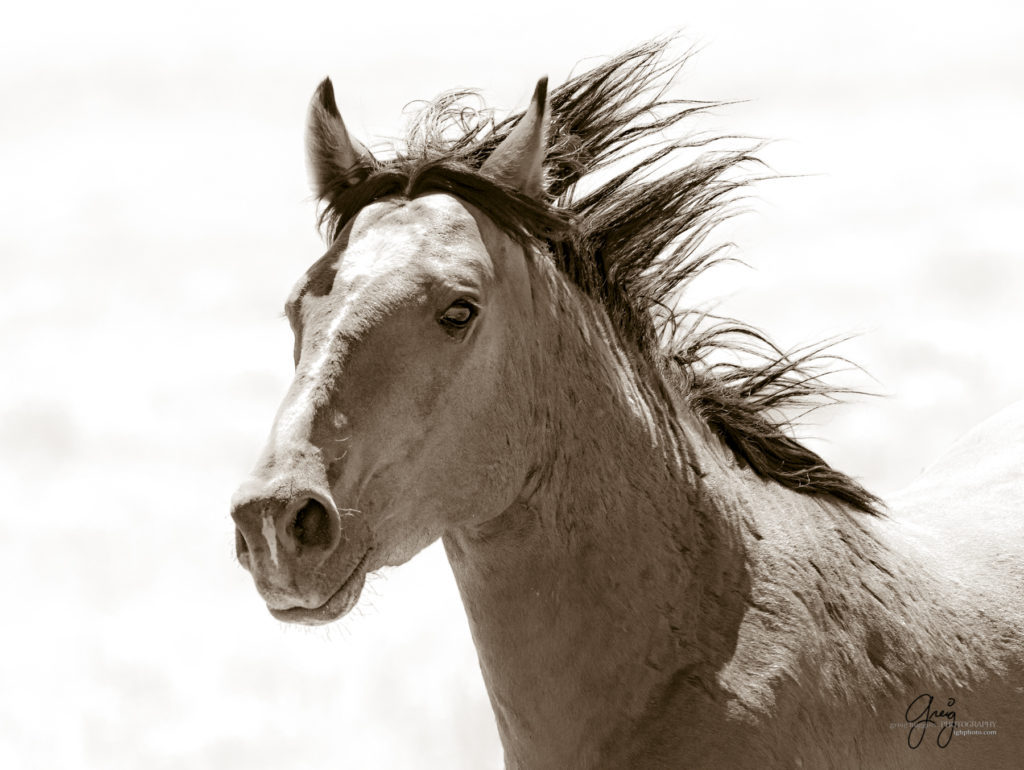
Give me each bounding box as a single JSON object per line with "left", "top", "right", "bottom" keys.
{"left": 316, "top": 39, "right": 882, "bottom": 515}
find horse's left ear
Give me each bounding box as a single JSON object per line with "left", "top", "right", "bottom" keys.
{"left": 305, "top": 77, "right": 376, "bottom": 198}
{"left": 480, "top": 77, "right": 548, "bottom": 197}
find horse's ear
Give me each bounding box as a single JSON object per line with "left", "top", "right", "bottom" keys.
{"left": 305, "top": 78, "right": 375, "bottom": 198}
{"left": 480, "top": 77, "right": 549, "bottom": 197}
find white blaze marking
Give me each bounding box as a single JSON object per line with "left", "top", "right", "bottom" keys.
{"left": 261, "top": 512, "right": 280, "bottom": 568}
{"left": 278, "top": 225, "right": 410, "bottom": 440}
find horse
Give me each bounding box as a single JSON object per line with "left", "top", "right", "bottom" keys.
{"left": 230, "top": 41, "right": 1024, "bottom": 768}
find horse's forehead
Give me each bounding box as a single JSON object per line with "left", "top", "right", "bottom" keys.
{"left": 352, "top": 194, "right": 482, "bottom": 241}
{"left": 341, "top": 194, "right": 492, "bottom": 281}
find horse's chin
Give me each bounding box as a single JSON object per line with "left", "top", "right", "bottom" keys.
{"left": 268, "top": 552, "right": 371, "bottom": 626}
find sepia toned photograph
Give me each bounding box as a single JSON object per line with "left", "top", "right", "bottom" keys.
{"left": 2, "top": 1, "right": 1022, "bottom": 767}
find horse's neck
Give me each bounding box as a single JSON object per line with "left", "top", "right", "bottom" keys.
{"left": 434, "top": 277, "right": 718, "bottom": 758}
{"left": 443, "top": 308, "right": 723, "bottom": 766}
{"left": 443, "top": 276, "right": 950, "bottom": 767}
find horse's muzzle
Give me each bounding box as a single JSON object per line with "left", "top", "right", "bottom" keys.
{"left": 230, "top": 478, "right": 371, "bottom": 621}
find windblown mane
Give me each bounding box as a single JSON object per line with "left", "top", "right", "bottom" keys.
{"left": 316, "top": 39, "right": 882, "bottom": 515}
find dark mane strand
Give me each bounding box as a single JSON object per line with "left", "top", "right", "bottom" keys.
{"left": 673, "top": 325, "right": 883, "bottom": 513}
{"left": 314, "top": 38, "right": 882, "bottom": 516}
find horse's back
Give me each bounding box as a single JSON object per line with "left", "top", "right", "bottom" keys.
{"left": 875, "top": 402, "right": 1023, "bottom": 768}
{"left": 889, "top": 400, "right": 1024, "bottom": 617}
{"left": 892, "top": 399, "right": 1024, "bottom": 518}
{"left": 902, "top": 398, "right": 1023, "bottom": 494}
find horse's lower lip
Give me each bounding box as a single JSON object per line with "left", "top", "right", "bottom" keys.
{"left": 269, "top": 550, "right": 371, "bottom": 626}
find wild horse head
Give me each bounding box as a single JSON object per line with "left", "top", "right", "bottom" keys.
{"left": 231, "top": 41, "right": 1024, "bottom": 768}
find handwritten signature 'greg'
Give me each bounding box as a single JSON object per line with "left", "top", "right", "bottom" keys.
{"left": 906, "top": 693, "right": 957, "bottom": 749}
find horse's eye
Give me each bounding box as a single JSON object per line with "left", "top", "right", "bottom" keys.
{"left": 439, "top": 300, "right": 477, "bottom": 329}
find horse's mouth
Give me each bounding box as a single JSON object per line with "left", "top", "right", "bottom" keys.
{"left": 269, "top": 549, "right": 372, "bottom": 626}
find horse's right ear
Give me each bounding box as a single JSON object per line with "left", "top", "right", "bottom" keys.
{"left": 305, "top": 78, "right": 375, "bottom": 198}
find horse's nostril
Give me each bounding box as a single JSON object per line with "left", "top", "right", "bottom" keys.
{"left": 290, "top": 498, "right": 334, "bottom": 549}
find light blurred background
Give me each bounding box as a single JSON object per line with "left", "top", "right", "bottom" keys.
{"left": 2, "top": 1, "right": 1022, "bottom": 767}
